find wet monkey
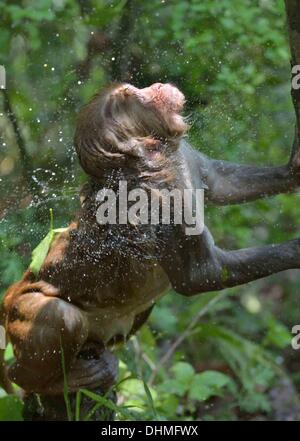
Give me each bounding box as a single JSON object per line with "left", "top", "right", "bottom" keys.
{"left": 2, "top": 81, "right": 300, "bottom": 395}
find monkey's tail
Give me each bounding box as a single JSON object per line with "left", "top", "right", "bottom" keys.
{"left": 0, "top": 304, "right": 13, "bottom": 394}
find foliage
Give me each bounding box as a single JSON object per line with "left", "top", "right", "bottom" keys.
{"left": 0, "top": 394, "right": 23, "bottom": 422}
{"left": 1, "top": 0, "right": 300, "bottom": 421}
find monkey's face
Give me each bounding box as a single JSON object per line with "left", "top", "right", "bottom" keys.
{"left": 114, "top": 83, "right": 185, "bottom": 114}
{"left": 110, "top": 83, "right": 187, "bottom": 139}
{"left": 74, "top": 82, "right": 188, "bottom": 180}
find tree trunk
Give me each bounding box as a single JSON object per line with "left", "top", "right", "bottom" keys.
{"left": 285, "top": 0, "right": 300, "bottom": 163}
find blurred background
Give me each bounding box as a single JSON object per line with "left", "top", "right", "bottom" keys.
{"left": 1, "top": 0, "right": 300, "bottom": 421}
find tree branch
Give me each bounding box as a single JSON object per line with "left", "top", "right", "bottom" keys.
{"left": 285, "top": 0, "right": 300, "bottom": 166}
{"left": 1, "top": 89, "right": 39, "bottom": 194}
{"left": 2, "top": 89, "right": 31, "bottom": 173}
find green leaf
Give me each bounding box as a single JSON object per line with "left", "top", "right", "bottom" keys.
{"left": 189, "top": 371, "right": 234, "bottom": 402}
{"left": 80, "top": 389, "right": 135, "bottom": 420}
{"left": 171, "top": 362, "right": 195, "bottom": 385}
{"left": 29, "top": 229, "right": 55, "bottom": 276}
{"left": 4, "top": 343, "right": 14, "bottom": 362}
{"left": 238, "top": 391, "right": 272, "bottom": 414}
{"left": 263, "top": 316, "right": 291, "bottom": 349}
{"left": 159, "top": 362, "right": 196, "bottom": 397}
{"left": 143, "top": 381, "right": 157, "bottom": 420}
{"left": 0, "top": 396, "right": 23, "bottom": 421}
{"left": 28, "top": 206, "right": 68, "bottom": 277}
{"left": 159, "top": 379, "right": 187, "bottom": 397}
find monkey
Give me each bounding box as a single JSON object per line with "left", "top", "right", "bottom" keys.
{"left": 1, "top": 80, "right": 300, "bottom": 398}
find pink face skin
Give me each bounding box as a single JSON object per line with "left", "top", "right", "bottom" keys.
{"left": 112, "top": 83, "right": 187, "bottom": 159}
{"left": 138, "top": 83, "right": 185, "bottom": 113}
{"left": 115, "top": 82, "right": 185, "bottom": 114}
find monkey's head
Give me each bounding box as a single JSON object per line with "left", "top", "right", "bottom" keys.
{"left": 74, "top": 83, "right": 188, "bottom": 184}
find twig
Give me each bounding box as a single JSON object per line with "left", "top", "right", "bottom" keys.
{"left": 148, "top": 292, "right": 226, "bottom": 385}
{"left": 2, "top": 90, "right": 31, "bottom": 172}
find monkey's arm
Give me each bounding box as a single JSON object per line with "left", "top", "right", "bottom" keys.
{"left": 180, "top": 140, "right": 300, "bottom": 205}
{"left": 205, "top": 158, "right": 300, "bottom": 204}
{"left": 160, "top": 226, "right": 300, "bottom": 296}
{"left": 181, "top": 1, "right": 300, "bottom": 206}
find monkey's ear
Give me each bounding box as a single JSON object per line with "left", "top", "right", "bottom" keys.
{"left": 121, "top": 86, "right": 131, "bottom": 97}
{"left": 113, "top": 84, "right": 132, "bottom": 98}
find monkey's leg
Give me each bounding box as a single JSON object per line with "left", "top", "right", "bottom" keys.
{"left": 5, "top": 291, "right": 116, "bottom": 394}
{"left": 161, "top": 227, "right": 300, "bottom": 295}
{"left": 47, "top": 344, "right": 118, "bottom": 394}
{"left": 6, "top": 291, "right": 87, "bottom": 393}
{"left": 22, "top": 345, "right": 118, "bottom": 421}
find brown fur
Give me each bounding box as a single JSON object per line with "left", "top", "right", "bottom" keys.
{"left": 1, "top": 83, "right": 185, "bottom": 394}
